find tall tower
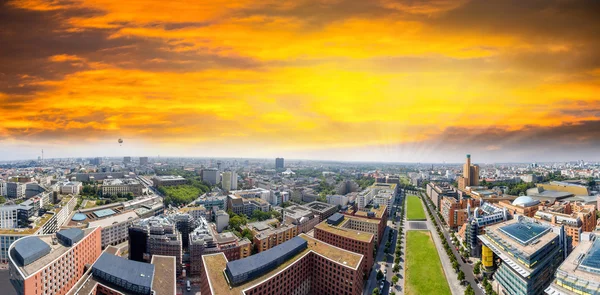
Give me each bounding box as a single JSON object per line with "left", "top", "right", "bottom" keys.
{"left": 464, "top": 154, "right": 471, "bottom": 180}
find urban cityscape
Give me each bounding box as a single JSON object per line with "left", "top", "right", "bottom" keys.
{"left": 2, "top": 0, "right": 600, "bottom": 295}
{"left": 0, "top": 156, "right": 599, "bottom": 295}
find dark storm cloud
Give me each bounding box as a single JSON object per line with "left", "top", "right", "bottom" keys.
{"left": 437, "top": 120, "right": 600, "bottom": 148}
{"left": 0, "top": 1, "right": 261, "bottom": 96}
{"left": 433, "top": 0, "right": 600, "bottom": 39}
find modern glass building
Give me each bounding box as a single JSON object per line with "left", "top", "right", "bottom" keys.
{"left": 464, "top": 201, "right": 509, "bottom": 258}
{"left": 545, "top": 233, "right": 600, "bottom": 295}
{"left": 479, "top": 216, "right": 570, "bottom": 295}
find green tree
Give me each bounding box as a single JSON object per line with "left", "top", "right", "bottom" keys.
{"left": 0, "top": 196, "right": 5, "bottom": 204}
{"left": 474, "top": 261, "right": 481, "bottom": 275}
{"left": 464, "top": 285, "right": 475, "bottom": 295}
{"left": 229, "top": 215, "right": 246, "bottom": 231}
{"left": 458, "top": 270, "right": 465, "bottom": 282}
{"left": 372, "top": 287, "right": 380, "bottom": 295}
{"left": 391, "top": 275, "right": 399, "bottom": 285}
{"left": 376, "top": 270, "right": 384, "bottom": 281}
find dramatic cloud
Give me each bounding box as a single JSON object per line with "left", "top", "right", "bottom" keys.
{"left": 0, "top": 0, "right": 599, "bottom": 162}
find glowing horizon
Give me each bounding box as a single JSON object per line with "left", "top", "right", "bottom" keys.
{"left": 1, "top": 0, "right": 599, "bottom": 163}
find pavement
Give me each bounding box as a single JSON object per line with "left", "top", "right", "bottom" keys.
{"left": 0, "top": 269, "right": 17, "bottom": 295}
{"left": 421, "top": 194, "right": 484, "bottom": 295}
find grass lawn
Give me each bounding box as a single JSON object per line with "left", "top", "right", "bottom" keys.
{"left": 405, "top": 231, "right": 451, "bottom": 295}
{"left": 406, "top": 195, "right": 426, "bottom": 220}
{"left": 84, "top": 200, "right": 97, "bottom": 209}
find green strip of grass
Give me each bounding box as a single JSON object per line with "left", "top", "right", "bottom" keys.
{"left": 406, "top": 195, "right": 426, "bottom": 220}
{"left": 405, "top": 231, "right": 451, "bottom": 295}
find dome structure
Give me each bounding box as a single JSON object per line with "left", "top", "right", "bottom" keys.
{"left": 511, "top": 196, "right": 540, "bottom": 207}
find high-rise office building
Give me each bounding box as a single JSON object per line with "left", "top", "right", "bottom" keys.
{"left": 128, "top": 216, "right": 183, "bottom": 274}
{"left": 275, "top": 157, "right": 284, "bottom": 170}
{"left": 139, "top": 156, "right": 149, "bottom": 166}
{"left": 458, "top": 154, "right": 480, "bottom": 190}
{"left": 201, "top": 168, "right": 219, "bottom": 185}
{"left": 545, "top": 233, "right": 600, "bottom": 295}
{"left": 479, "top": 216, "right": 569, "bottom": 295}
{"left": 222, "top": 171, "right": 238, "bottom": 192}
{"left": 123, "top": 156, "right": 131, "bottom": 163}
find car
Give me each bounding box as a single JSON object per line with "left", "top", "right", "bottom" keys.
{"left": 383, "top": 269, "right": 387, "bottom": 274}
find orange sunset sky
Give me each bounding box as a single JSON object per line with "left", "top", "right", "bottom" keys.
{"left": 1, "top": 0, "right": 599, "bottom": 162}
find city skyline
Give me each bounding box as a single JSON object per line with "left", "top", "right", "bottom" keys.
{"left": 1, "top": 0, "right": 600, "bottom": 162}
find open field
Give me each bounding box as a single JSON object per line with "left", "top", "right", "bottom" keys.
{"left": 405, "top": 231, "right": 451, "bottom": 295}
{"left": 406, "top": 195, "right": 426, "bottom": 220}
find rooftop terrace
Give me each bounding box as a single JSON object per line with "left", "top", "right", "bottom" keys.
{"left": 315, "top": 221, "right": 374, "bottom": 242}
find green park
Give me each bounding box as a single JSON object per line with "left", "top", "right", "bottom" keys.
{"left": 405, "top": 231, "right": 451, "bottom": 295}
{"left": 406, "top": 195, "right": 426, "bottom": 220}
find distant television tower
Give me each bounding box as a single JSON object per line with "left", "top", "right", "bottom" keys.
{"left": 41, "top": 149, "right": 44, "bottom": 163}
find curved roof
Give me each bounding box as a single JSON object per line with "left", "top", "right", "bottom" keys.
{"left": 512, "top": 196, "right": 539, "bottom": 207}
{"left": 72, "top": 213, "right": 87, "bottom": 221}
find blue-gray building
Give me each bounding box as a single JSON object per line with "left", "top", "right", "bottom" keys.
{"left": 479, "top": 216, "right": 570, "bottom": 295}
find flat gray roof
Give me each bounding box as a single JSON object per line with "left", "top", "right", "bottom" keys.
{"left": 93, "top": 252, "right": 154, "bottom": 290}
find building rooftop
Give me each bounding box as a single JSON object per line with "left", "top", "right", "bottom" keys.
{"left": 94, "top": 208, "right": 117, "bottom": 218}
{"left": 87, "top": 211, "right": 139, "bottom": 228}
{"left": 10, "top": 227, "right": 97, "bottom": 278}
{"left": 202, "top": 234, "right": 363, "bottom": 295}
{"left": 93, "top": 252, "right": 155, "bottom": 290}
{"left": 354, "top": 205, "right": 387, "bottom": 219}
{"left": 315, "top": 221, "right": 374, "bottom": 242}
{"left": 13, "top": 236, "right": 51, "bottom": 266}
{"left": 327, "top": 213, "right": 345, "bottom": 225}
{"left": 102, "top": 178, "right": 141, "bottom": 186}
{"left": 547, "top": 235, "right": 600, "bottom": 295}
{"left": 226, "top": 236, "right": 307, "bottom": 285}
{"left": 305, "top": 201, "right": 337, "bottom": 212}
{"left": 154, "top": 175, "right": 185, "bottom": 180}
{"left": 499, "top": 222, "right": 550, "bottom": 245}
{"left": 150, "top": 255, "right": 176, "bottom": 295}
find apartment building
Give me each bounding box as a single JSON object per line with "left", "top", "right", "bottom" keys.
{"left": 305, "top": 201, "right": 338, "bottom": 222}
{"left": 101, "top": 178, "right": 143, "bottom": 196}
{"left": 201, "top": 234, "right": 364, "bottom": 295}
{"left": 128, "top": 216, "right": 183, "bottom": 274}
{"left": 59, "top": 181, "right": 82, "bottom": 195}
{"left": 282, "top": 205, "right": 320, "bottom": 233}
{"left": 247, "top": 219, "right": 298, "bottom": 252}
{"left": 440, "top": 197, "right": 479, "bottom": 229}
{"left": 152, "top": 175, "right": 186, "bottom": 187}
{"left": 534, "top": 205, "right": 596, "bottom": 246}
{"left": 88, "top": 211, "right": 139, "bottom": 248}
{"left": 498, "top": 196, "right": 541, "bottom": 218}
{"left": 189, "top": 217, "right": 251, "bottom": 276}
{"left": 8, "top": 227, "right": 102, "bottom": 295}
{"left": 314, "top": 213, "right": 375, "bottom": 276}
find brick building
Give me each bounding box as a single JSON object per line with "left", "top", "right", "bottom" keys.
{"left": 8, "top": 227, "right": 102, "bottom": 295}
{"left": 201, "top": 234, "right": 364, "bottom": 295}
{"left": 314, "top": 213, "right": 374, "bottom": 276}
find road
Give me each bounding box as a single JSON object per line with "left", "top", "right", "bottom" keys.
{"left": 363, "top": 190, "right": 404, "bottom": 295}
{"left": 421, "top": 194, "right": 484, "bottom": 295}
